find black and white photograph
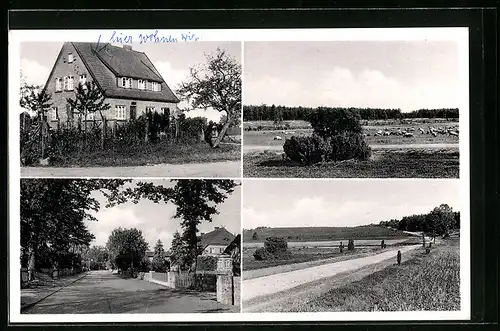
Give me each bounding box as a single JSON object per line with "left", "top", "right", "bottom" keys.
{"left": 18, "top": 40, "right": 242, "bottom": 178}
{"left": 19, "top": 179, "right": 241, "bottom": 315}
{"left": 242, "top": 180, "right": 462, "bottom": 313}
{"left": 243, "top": 41, "right": 464, "bottom": 178}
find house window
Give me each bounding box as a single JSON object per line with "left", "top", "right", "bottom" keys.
{"left": 115, "top": 105, "right": 127, "bottom": 120}
{"left": 79, "top": 74, "right": 87, "bottom": 88}
{"left": 55, "top": 78, "right": 62, "bottom": 92}
{"left": 51, "top": 107, "right": 58, "bottom": 121}
{"left": 68, "top": 53, "right": 74, "bottom": 63}
{"left": 65, "top": 76, "right": 74, "bottom": 91}
{"left": 138, "top": 80, "right": 145, "bottom": 90}
{"left": 121, "top": 77, "right": 127, "bottom": 87}
{"left": 146, "top": 106, "right": 155, "bottom": 114}
{"left": 152, "top": 82, "right": 160, "bottom": 92}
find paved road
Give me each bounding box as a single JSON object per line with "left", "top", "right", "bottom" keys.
{"left": 243, "top": 143, "right": 459, "bottom": 154}
{"left": 242, "top": 245, "right": 419, "bottom": 302}
{"left": 21, "top": 160, "right": 241, "bottom": 178}
{"left": 23, "top": 270, "right": 238, "bottom": 314}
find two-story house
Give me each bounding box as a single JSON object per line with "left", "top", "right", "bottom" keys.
{"left": 43, "top": 42, "right": 180, "bottom": 130}
{"left": 200, "top": 227, "right": 236, "bottom": 256}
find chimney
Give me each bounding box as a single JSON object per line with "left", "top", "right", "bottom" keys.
{"left": 123, "top": 45, "right": 132, "bottom": 51}
{"left": 214, "top": 227, "right": 219, "bottom": 230}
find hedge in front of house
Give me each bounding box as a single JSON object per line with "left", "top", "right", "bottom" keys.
{"left": 196, "top": 255, "right": 218, "bottom": 273}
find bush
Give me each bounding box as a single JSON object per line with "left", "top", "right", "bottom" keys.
{"left": 196, "top": 255, "right": 218, "bottom": 273}
{"left": 283, "top": 134, "right": 330, "bottom": 164}
{"left": 309, "top": 107, "right": 362, "bottom": 138}
{"left": 329, "top": 132, "right": 371, "bottom": 161}
{"left": 264, "top": 237, "right": 292, "bottom": 259}
{"left": 283, "top": 132, "right": 371, "bottom": 165}
{"left": 253, "top": 247, "right": 273, "bottom": 261}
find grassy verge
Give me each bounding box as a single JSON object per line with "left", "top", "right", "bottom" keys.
{"left": 304, "top": 239, "right": 460, "bottom": 311}
{"left": 244, "top": 149, "right": 459, "bottom": 178}
{"left": 48, "top": 142, "right": 241, "bottom": 167}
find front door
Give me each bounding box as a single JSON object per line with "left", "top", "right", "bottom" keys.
{"left": 130, "top": 103, "right": 137, "bottom": 120}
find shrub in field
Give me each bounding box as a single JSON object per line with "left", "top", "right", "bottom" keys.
{"left": 252, "top": 232, "right": 259, "bottom": 240}
{"left": 329, "top": 132, "right": 371, "bottom": 161}
{"left": 264, "top": 237, "right": 292, "bottom": 259}
{"left": 283, "top": 132, "right": 371, "bottom": 165}
{"left": 309, "top": 107, "right": 362, "bottom": 138}
{"left": 283, "top": 134, "right": 331, "bottom": 164}
{"left": 347, "top": 239, "right": 355, "bottom": 251}
{"left": 253, "top": 247, "right": 273, "bottom": 261}
{"left": 253, "top": 236, "right": 292, "bottom": 260}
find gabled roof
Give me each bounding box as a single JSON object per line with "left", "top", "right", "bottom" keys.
{"left": 200, "top": 227, "right": 235, "bottom": 249}
{"left": 71, "top": 42, "right": 180, "bottom": 103}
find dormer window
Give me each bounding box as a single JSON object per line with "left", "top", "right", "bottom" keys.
{"left": 121, "top": 77, "right": 132, "bottom": 89}
{"left": 68, "top": 53, "right": 74, "bottom": 63}
{"left": 138, "top": 79, "right": 145, "bottom": 90}
{"left": 152, "top": 82, "right": 161, "bottom": 92}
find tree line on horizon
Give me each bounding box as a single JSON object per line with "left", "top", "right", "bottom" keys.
{"left": 378, "top": 204, "right": 460, "bottom": 238}
{"left": 243, "top": 104, "right": 459, "bottom": 122}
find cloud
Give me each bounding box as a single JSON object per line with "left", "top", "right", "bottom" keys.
{"left": 245, "top": 67, "right": 459, "bottom": 112}
{"left": 155, "top": 60, "right": 189, "bottom": 91}
{"left": 20, "top": 58, "right": 50, "bottom": 86}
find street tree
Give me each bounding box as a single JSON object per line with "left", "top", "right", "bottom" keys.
{"left": 21, "top": 179, "right": 129, "bottom": 280}
{"left": 177, "top": 48, "right": 241, "bottom": 148}
{"left": 82, "top": 245, "right": 109, "bottom": 270}
{"left": 106, "top": 227, "right": 149, "bottom": 272}
{"left": 152, "top": 239, "right": 168, "bottom": 272}
{"left": 169, "top": 231, "right": 190, "bottom": 271}
{"left": 106, "top": 179, "right": 238, "bottom": 271}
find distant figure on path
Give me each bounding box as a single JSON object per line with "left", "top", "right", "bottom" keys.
{"left": 339, "top": 242, "right": 344, "bottom": 253}
{"left": 397, "top": 250, "right": 402, "bottom": 265}
{"left": 381, "top": 240, "right": 385, "bottom": 249}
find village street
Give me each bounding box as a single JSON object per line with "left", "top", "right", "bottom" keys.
{"left": 21, "top": 160, "right": 241, "bottom": 178}
{"left": 23, "top": 270, "right": 238, "bottom": 314}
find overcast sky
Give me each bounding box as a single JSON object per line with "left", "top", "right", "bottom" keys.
{"left": 20, "top": 41, "right": 241, "bottom": 121}
{"left": 243, "top": 180, "right": 460, "bottom": 230}
{"left": 85, "top": 180, "right": 241, "bottom": 250}
{"left": 243, "top": 41, "right": 460, "bottom": 112}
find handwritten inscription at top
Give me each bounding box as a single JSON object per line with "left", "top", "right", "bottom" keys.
{"left": 95, "top": 30, "right": 200, "bottom": 52}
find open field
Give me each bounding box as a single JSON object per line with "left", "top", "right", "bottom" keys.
{"left": 243, "top": 225, "right": 411, "bottom": 242}
{"left": 298, "top": 238, "right": 460, "bottom": 312}
{"left": 243, "top": 119, "right": 459, "bottom": 178}
{"left": 49, "top": 141, "right": 241, "bottom": 167}
{"left": 244, "top": 148, "right": 459, "bottom": 178}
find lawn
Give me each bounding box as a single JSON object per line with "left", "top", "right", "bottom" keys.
{"left": 244, "top": 148, "right": 459, "bottom": 178}
{"left": 302, "top": 238, "right": 460, "bottom": 311}
{"left": 49, "top": 141, "right": 241, "bottom": 167}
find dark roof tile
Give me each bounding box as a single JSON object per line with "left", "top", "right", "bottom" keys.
{"left": 71, "top": 42, "right": 180, "bottom": 103}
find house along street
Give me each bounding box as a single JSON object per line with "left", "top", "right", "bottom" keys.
{"left": 23, "top": 270, "right": 238, "bottom": 314}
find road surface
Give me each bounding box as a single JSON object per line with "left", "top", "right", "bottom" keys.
{"left": 243, "top": 143, "right": 459, "bottom": 154}
{"left": 23, "top": 270, "right": 238, "bottom": 314}
{"left": 21, "top": 160, "right": 241, "bottom": 178}
{"left": 242, "top": 245, "right": 419, "bottom": 303}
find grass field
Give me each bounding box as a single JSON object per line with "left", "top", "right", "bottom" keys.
{"left": 243, "top": 225, "right": 409, "bottom": 242}
{"left": 243, "top": 245, "right": 383, "bottom": 272}
{"left": 300, "top": 238, "right": 460, "bottom": 311}
{"left": 243, "top": 119, "right": 459, "bottom": 178}
{"left": 50, "top": 141, "right": 241, "bottom": 167}
{"left": 244, "top": 148, "right": 459, "bottom": 178}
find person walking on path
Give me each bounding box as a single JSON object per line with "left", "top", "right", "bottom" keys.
{"left": 397, "top": 250, "right": 402, "bottom": 265}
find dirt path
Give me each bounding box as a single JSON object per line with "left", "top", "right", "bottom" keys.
{"left": 21, "top": 160, "right": 241, "bottom": 178}
{"left": 242, "top": 245, "right": 419, "bottom": 303}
